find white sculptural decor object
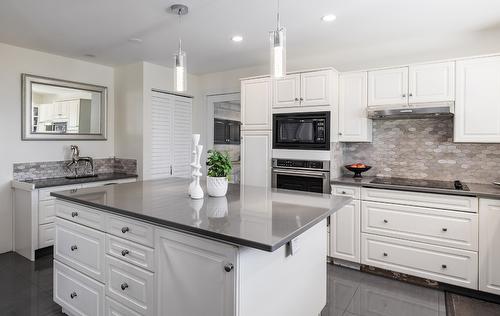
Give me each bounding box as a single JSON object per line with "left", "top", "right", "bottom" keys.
{"left": 190, "top": 144, "right": 204, "bottom": 199}
{"left": 188, "top": 134, "right": 200, "bottom": 196}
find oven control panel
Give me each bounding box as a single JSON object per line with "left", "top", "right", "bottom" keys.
{"left": 273, "top": 159, "right": 328, "bottom": 170}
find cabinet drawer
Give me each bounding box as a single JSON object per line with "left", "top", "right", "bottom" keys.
{"left": 56, "top": 200, "right": 106, "bottom": 231}
{"left": 106, "top": 215, "right": 154, "bottom": 247}
{"left": 332, "top": 185, "right": 361, "bottom": 199}
{"left": 361, "top": 188, "right": 478, "bottom": 213}
{"left": 54, "top": 260, "right": 105, "bottom": 316}
{"left": 39, "top": 185, "right": 80, "bottom": 201}
{"left": 362, "top": 201, "right": 478, "bottom": 251}
{"left": 38, "top": 223, "right": 55, "bottom": 248}
{"left": 55, "top": 218, "right": 106, "bottom": 282}
{"left": 39, "top": 200, "right": 56, "bottom": 224}
{"left": 106, "top": 255, "right": 154, "bottom": 316}
{"left": 361, "top": 234, "right": 478, "bottom": 289}
{"left": 106, "top": 235, "right": 155, "bottom": 271}
{"left": 106, "top": 297, "right": 142, "bottom": 316}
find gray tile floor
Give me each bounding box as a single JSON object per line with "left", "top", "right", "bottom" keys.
{"left": 0, "top": 251, "right": 499, "bottom": 316}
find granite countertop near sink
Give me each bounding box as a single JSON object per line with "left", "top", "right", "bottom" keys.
{"left": 18, "top": 173, "right": 138, "bottom": 189}
{"left": 51, "top": 178, "right": 351, "bottom": 252}
{"left": 331, "top": 175, "right": 500, "bottom": 199}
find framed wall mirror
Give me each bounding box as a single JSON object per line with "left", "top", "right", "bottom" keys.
{"left": 22, "top": 74, "right": 107, "bottom": 140}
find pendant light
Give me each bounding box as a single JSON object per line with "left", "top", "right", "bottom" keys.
{"left": 269, "top": 0, "right": 286, "bottom": 79}
{"left": 170, "top": 4, "right": 189, "bottom": 92}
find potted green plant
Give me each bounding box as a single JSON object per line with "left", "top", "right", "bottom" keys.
{"left": 206, "top": 150, "right": 232, "bottom": 197}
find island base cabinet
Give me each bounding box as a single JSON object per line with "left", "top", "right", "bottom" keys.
{"left": 330, "top": 200, "right": 361, "bottom": 263}
{"left": 155, "top": 228, "right": 238, "bottom": 316}
{"left": 479, "top": 199, "right": 500, "bottom": 295}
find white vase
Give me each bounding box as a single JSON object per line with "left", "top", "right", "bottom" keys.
{"left": 207, "top": 176, "right": 228, "bottom": 197}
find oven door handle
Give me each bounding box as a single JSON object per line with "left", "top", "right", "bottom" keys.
{"left": 272, "top": 169, "right": 329, "bottom": 178}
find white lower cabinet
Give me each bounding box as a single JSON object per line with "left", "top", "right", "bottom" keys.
{"left": 54, "top": 260, "right": 105, "bottom": 316}
{"left": 330, "top": 200, "right": 361, "bottom": 263}
{"left": 155, "top": 228, "right": 237, "bottom": 316}
{"left": 105, "top": 297, "right": 142, "bottom": 316}
{"left": 479, "top": 199, "right": 500, "bottom": 295}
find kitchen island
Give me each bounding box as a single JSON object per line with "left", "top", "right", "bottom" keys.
{"left": 51, "top": 178, "right": 350, "bottom": 316}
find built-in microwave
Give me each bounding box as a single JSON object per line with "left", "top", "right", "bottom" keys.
{"left": 273, "top": 112, "right": 330, "bottom": 150}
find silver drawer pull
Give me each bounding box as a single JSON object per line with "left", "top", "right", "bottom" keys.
{"left": 71, "top": 211, "right": 78, "bottom": 218}
{"left": 442, "top": 264, "right": 447, "bottom": 269}
{"left": 224, "top": 263, "right": 234, "bottom": 273}
{"left": 70, "top": 245, "right": 78, "bottom": 251}
{"left": 383, "top": 252, "right": 388, "bottom": 257}
{"left": 383, "top": 219, "right": 388, "bottom": 224}
{"left": 121, "top": 249, "right": 130, "bottom": 256}
{"left": 442, "top": 228, "right": 448, "bottom": 232}
{"left": 121, "top": 227, "right": 130, "bottom": 234}
{"left": 70, "top": 292, "right": 77, "bottom": 299}
{"left": 121, "top": 283, "right": 129, "bottom": 290}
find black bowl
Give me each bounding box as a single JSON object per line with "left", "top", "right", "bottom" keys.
{"left": 344, "top": 165, "right": 372, "bottom": 178}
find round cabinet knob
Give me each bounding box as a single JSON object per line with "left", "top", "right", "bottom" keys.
{"left": 339, "top": 132, "right": 343, "bottom": 136}
{"left": 383, "top": 252, "right": 388, "bottom": 257}
{"left": 300, "top": 97, "right": 304, "bottom": 101}
{"left": 121, "top": 283, "right": 129, "bottom": 291}
{"left": 70, "top": 292, "right": 77, "bottom": 299}
{"left": 341, "top": 191, "right": 347, "bottom": 194}
{"left": 383, "top": 219, "right": 388, "bottom": 223}
{"left": 224, "top": 263, "right": 234, "bottom": 272}
{"left": 70, "top": 245, "right": 78, "bottom": 251}
{"left": 121, "top": 227, "right": 130, "bottom": 234}
{"left": 409, "top": 93, "right": 413, "bottom": 97}
{"left": 402, "top": 94, "right": 406, "bottom": 98}
{"left": 295, "top": 98, "right": 299, "bottom": 101}
{"left": 121, "top": 249, "right": 130, "bottom": 257}
{"left": 442, "top": 228, "right": 448, "bottom": 232}
{"left": 442, "top": 264, "right": 447, "bottom": 269}
{"left": 71, "top": 211, "right": 78, "bottom": 218}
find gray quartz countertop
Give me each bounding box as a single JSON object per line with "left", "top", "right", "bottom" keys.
{"left": 52, "top": 178, "right": 351, "bottom": 252}
{"left": 331, "top": 175, "right": 500, "bottom": 199}
{"left": 16, "top": 173, "right": 138, "bottom": 189}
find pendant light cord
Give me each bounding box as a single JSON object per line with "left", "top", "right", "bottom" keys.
{"left": 276, "top": 0, "right": 280, "bottom": 29}
{"left": 178, "top": 8, "right": 182, "bottom": 53}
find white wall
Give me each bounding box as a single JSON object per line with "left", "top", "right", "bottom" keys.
{"left": 0, "top": 42, "right": 115, "bottom": 254}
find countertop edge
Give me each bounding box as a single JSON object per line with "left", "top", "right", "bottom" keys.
{"left": 51, "top": 192, "right": 351, "bottom": 252}
{"left": 12, "top": 173, "right": 138, "bottom": 190}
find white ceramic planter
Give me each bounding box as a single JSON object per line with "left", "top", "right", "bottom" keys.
{"left": 207, "top": 176, "right": 228, "bottom": 197}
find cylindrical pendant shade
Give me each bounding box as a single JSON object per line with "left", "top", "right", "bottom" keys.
{"left": 174, "top": 50, "right": 187, "bottom": 92}
{"left": 269, "top": 27, "right": 286, "bottom": 79}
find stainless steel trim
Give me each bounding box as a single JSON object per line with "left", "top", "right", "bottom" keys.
{"left": 271, "top": 159, "right": 330, "bottom": 171}
{"left": 367, "top": 105, "right": 454, "bottom": 120}
{"left": 272, "top": 169, "right": 328, "bottom": 178}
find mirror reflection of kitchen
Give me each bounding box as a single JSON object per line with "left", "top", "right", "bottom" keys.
{"left": 31, "top": 83, "right": 101, "bottom": 134}
{"left": 213, "top": 100, "right": 241, "bottom": 184}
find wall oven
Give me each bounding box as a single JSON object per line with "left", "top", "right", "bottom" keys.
{"left": 272, "top": 159, "right": 330, "bottom": 194}
{"left": 273, "top": 112, "right": 330, "bottom": 150}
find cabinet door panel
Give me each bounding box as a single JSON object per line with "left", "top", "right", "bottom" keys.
{"left": 368, "top": 67, "right": 408, "bottom": 107}
{"left": 330, "top": 200, "right": 361, "bottom": 263}
{"left": 155, "top": 228, "right": 237, "bottom": 316}
{"left": 273, "top": 74, "right": 300, "bottom": 108}
{"left": 409, "top": 62, "right": 455, "bottom": 103}
{"left": 300, "top": 70, "right": 332, "bottom": 107}
{"left": 454, "top": 56, "right": 500, "bottom": 142}
{"left": 339, "top": 72, "right": 372, "bottom": 142}
{"left": 241, "top": 78, "right": 271, "bottom": 130}
{"left": 241, "top": 130, "right": 271, "bottom": 188}
{"left": 479, "top": 199, "right": 500, "bottom": 295}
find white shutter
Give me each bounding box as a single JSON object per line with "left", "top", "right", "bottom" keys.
{"left": 150, "top": 91, "right": 192, "bottom": 179}
{"left": 151, "top": 92, "right": 173, "bottom": 179}
{"left": 172, "top": 96, "right": 192, "bottom": 178}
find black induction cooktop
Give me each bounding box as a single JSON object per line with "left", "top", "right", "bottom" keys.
{"left": 370, "top": 177, "right": 470, "bottom": 191}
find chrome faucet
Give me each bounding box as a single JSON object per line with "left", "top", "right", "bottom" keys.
{"left": 66, "top": 145, "right": 95, "bottom": 177}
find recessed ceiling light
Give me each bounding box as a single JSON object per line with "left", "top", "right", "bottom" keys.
{"left": 231, "top": 35, "right": 243, "bottom": 42}
{"left": 128, "top": 38, "right": 143, "bottom": 43}
{"left": 322, "top": 14, "right": 337, "bottom": 22}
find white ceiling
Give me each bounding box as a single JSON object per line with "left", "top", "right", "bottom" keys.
{"left": 1, "top": 0, "right": 500, "bottom": 74}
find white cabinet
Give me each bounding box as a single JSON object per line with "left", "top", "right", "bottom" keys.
{"left": 479, "top": 199, "right": 500, "bottom": 295}
{"left": 368, "top": 67, "right": 408, "bottom": 107}
{"left": 338, "top": 72, "right": 372, "bottom": 142}
{"left": 409, "top": 62, "right": 455, "bottom": 104}
{"left": 241, "top": 130, "right": 271, "bottom": 187}
{"left": 454, "top": 56, "right": 500, "bottom": 143}
{"left": 155, "top": 228, "right": 237, "bottom": 316}
{"left": 241, "top": 77, "right": 272, "bottom": 130}
{"left": 273, "top": 74, "right": 300, "bottom": 108}
{"left": 300, "top": 70, "right": 332, "bottom": 107}
{"left": 330, "top": 199, "right": 361, "bottom": 263}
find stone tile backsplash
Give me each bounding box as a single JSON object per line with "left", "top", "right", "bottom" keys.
{"left": 13, "top": 158, "right": 137, "bottom": 181}
{"left": 342, "top": 118, "right": 500, "bottom": 184}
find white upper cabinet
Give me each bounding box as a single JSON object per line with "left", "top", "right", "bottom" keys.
{"left": 409, "top": 61, "right": 455, "bottom": 104}
{"left": 272, "top": 69, "right": 333, "bottom": 108}
{"left": 454, "top": 56, "right": 500, "bottom": 143}
{"left": 273, "top": 74, "right": 300, "bottom": 108}
{"left": 300, "top": 70, "right": 332, "bottom": 107}
{"left": 241, "top": 77, "right": 272, "bottom": 130}
{"left": 368, "top": 67, "right": 409, "bottom": 107}
{"left": 338, "top": 72, "right": 372, "bottom": 142}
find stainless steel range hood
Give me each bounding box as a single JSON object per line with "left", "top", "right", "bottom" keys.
{"left": 367, "top": 102, "right": 454, "bottom": 120}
